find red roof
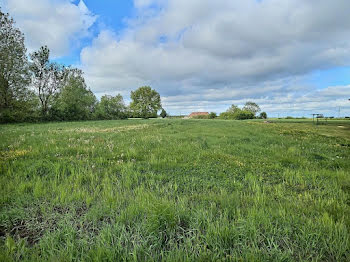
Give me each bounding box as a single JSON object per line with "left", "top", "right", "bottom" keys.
{"left": 189, "top": 112, "right": 209, "bottom": 117}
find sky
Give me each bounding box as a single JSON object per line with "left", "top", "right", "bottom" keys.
{"left": 1, "top": 0, "right": 350, "bottom": 117}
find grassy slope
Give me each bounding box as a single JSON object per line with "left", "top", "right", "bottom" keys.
{"left": 0, "top": 119, "right": 349, "bottom": 261}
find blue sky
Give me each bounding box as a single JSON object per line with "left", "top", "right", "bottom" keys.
{"left": 53, "top": 0, "right": 135, "bottom": 65}
{"left": 308, "top": 67, "right": 350, "bottom": 90}
{"left": 1, "top": 0, "right": 350, "bottom": 116}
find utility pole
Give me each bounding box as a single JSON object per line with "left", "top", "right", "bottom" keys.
{"left": 338, "top": 107, "right": 341, "bottom": 118}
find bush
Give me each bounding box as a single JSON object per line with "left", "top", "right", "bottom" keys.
{"left": 219, "top": 112, "right": 233, "bottom": 120}
{"left": 259, "top": 112, "right": 267, "bottom": 119}
{"left": 193, "top": 114, "right": 209, "bottom": 119}
{"left": 0, "top": 92, "right": 40, "bottom": 123}
{"left": 160, "top": 109, "right": 167, "bottom": 118}
{"left": 209, "top": 112, "right": 217, "bottom": 119}
{"left": 235, "top": 110, "right": 255, "bottom": 120}
{"left": 219, "top": 109, "right": 254, "bottom": 120}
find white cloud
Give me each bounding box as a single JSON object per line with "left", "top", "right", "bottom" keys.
{"left": 1, "top": 0, "right": 97, "bottom": 57}
{"left": 133, "top": 0, "right": 157, "bottom": 9}
{"left": 2, "top": 0, "right": 349, "bottom": 115}
{"left": 79, "top": 0, "right": 350, "bottom": 115}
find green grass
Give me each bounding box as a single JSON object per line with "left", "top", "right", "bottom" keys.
{"left": 0, "top": 119, "right": 349, "bottom": 261}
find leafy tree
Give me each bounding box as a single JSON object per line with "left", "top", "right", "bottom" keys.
{"left": 219, "top": 106, "right": 254, "bottom": 120}
{"left": 209, "top": 112, "right": 217, "bottom": 119}
{"left": 243, "top": 101, "right": 260, "bottom": 116}
{"left": 95, "top": 94, "right": 127, "bottom": 120}
{"left": 52, "top": 72, "right": 96, "bottom": 121}
{"left": 30, "top": 46, "right": 65, "bottom": 118}
{"left": 234, "top": 110, "right": 255, "bottom": 120}
{"left": 160, "top": 109, "right": 167, "bottom": 118}
{"left": 226, "top": 104, "right": 239, "bottom": 113}
{"left": 0, "top": 9, "right": 32, "bottom": 122}
{"left": 219, "top": 112, "right": 231, "bottom": 120}
{"left": 0, "top": 89, "right": 40, "bottom": 123}
{"left": 130, "top": 86, "right": 162, "bottom": 119}
{"left": 259, "top": 112, "right": 267, "bottom": 119}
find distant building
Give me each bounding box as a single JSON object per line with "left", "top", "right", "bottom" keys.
{"left": 188, "top": 112, "right": 209, "bottom": 118}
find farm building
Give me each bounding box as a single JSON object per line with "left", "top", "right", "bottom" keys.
{"left": 188, "top": 112, "right": 209, "bottom": 118}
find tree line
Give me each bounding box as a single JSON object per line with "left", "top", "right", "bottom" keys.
{"left": 191, "top": 102, "right": 267, "bottom": 120}
{"left": 0, "top": 9, "right": 163, "bottom": 123}
{"left": 219, "top": 102, "right": 267, "bottom": 120}
{"left": 1, "top": 9, "right": 266, "bottom": 123}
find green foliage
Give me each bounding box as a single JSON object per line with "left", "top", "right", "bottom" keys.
{"left": 234, "top": 110, "right": 255, "bottom": 119}
{"left": 51, "top": 74, "right": 97, "bottom": 121}
{"left": 0, "top": 9, "right": 32, "bottom": 123}
{"left": 0, "top": 89, "right": 40, "bottom": 123}
{"left": 219, "top": 109, "right": 254, "bottom": 120}
{"left": 259, "top": 111, "right": 267, "bottom": 119}
{"left": 94, "top": 94, "right": 127, "bottom": 120}
{"left": 220, "top": 102, "right": 259, "bottom": 120}
{"left": 243, "top": 101, "right": 261, "bottom": 116}
{"left": 226, "top": 104, "right": 239, "bottom": 113}
{"left": 160, "top": 109, "right": 167, "bottom": 118}
{"left": 209, "top": 112, "right": 217, "bottom": 119}
{"left": 130, "top": 86, "right": 162, "bottom": 119}
{"left": 193, "top": 114, "right": 209, "bottom": 119}
{"left": 30, "top": 46, "right": 66, "bottom": 118}
{"left": 0, "top": 119, "right": 349, "bottom": 261}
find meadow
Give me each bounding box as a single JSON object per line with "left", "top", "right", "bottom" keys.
{"left": 0, "top": 119, "right": 349, "bottom": 261}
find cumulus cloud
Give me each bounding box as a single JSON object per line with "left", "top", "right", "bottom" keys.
{"left": 79, "top": 0, "right": 350, "bottom": 115}
{"left": 2, "top": 0, "right": 349, "bottom": 115}
{"left": 0, "top": 0, "right": 97, "bottom": 56}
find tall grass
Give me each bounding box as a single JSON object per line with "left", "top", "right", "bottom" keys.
{"left": 0, "top": 119, "right": 349, "bottom": 261}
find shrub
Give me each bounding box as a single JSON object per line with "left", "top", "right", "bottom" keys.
{"left": 160, "top": 109, "right": 167, "bottom": 118}
{"left": 219, "top": 109, "right": 254, "bottom": 120}
{"left": 193, "top": 114, "right": 209, "bottom": 119}
{"left": 219, "top": 112, "right": 234, "bottom": 120}
{"left": 259, "top": 112, "right": 267, "bottom": 119}
{"left": 209, "top": 112, "right": 217, "bottom": 119}
{"left": 235, "top": 110, "right": 255, "bottom": 120}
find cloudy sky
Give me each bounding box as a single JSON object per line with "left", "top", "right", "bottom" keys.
{"left": 1, "top": 0, "right": 350, "bottom": 116}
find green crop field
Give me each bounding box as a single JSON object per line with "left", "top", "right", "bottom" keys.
{"left": 1, "top": 119, "right": 350, "bottom": 261}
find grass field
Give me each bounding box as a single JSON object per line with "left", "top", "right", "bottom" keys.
{"left": 1, "top": 119, "right": 350, "bottom": 261}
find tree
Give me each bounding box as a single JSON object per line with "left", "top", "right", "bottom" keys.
{"left": 0, "top": 9, "right": 32, "bottom": 122}
{"left": 130, "top": 86, "right": 162, "bottom": 119}
{"left": 219, "top": 109, "right": 254, "bottom": 120}
{"left": 30, "top": 46, "right": 65, "bottom": 118}
{"left": 160, "top": 109, "right": 167, "bottom": 118}
{"left": 209, "top": 112, "right": 217, "bottom": 119}
{"left": 243, "top": 101, "right": 260, "bottom": 116}
{"left": 95, "top": 94, "right": 127, "bottom": 120}
{"left": 259, "top": 112, "right": 267, "bottom": 119}
{"left": 219, "top": 103, "right": 255, "bottom": 120}
{"left": 234, "top": 110, "right": 255, "bottom": 120}
{"left": 52, "top": 72, "right": 96, "bottom": 121}
{"left": 226, "top": 104, "right": 239, "bottom": 113}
